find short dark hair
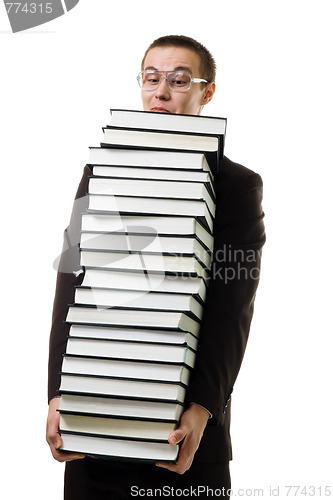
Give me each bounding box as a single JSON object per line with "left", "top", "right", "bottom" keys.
{"left": 141, "top": 35, "right": 216, "bottom": 84}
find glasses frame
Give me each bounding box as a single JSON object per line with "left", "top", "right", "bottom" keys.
{"left": 137, "top": 70, "right": 208, "bottom": 93}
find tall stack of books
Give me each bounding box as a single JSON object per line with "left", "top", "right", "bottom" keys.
{"left": 58, "top": 109, "right": 227, "bottom": 463}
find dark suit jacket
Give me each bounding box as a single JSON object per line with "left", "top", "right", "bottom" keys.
{"left": 48, "top": 155, "right": 265, "bottom": 464}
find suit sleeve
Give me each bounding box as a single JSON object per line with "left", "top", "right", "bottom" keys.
{"left": 185, "top": 171, "right": 266, "bottom": 425}
{"left": 47, "top": 166, "right": 91, "bottom": 402}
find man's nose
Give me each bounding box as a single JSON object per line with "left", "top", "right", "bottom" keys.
{"left": 155, "top": 76, "right": 170, "bottom": 99}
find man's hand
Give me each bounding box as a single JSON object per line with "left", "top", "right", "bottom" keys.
{"left": 46, "top": 397, "right": 85, "bottom": 462}
{"left": 155, "top": 404, "right": 209, "bottom": 474}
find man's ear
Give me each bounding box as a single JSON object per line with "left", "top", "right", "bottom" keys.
{"left": 201, "top": 82, "right": 216, "bottom": 106}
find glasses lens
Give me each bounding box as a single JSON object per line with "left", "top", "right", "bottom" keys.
{"left": 140, "top": 70, "right": 161, "bottom": 89}
{"left": 167, "top": 71, "right": 191, "bottom": 91}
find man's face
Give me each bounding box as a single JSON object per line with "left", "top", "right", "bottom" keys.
{"left": 141, "top": 46, "right": 215, "bottom": 116}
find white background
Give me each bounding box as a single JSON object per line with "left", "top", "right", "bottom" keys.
{"left": 1, "top": 1, "right": 332, "bottom": 498}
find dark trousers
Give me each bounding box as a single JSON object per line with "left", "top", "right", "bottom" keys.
{"left": 64, "top": 457, "right": 231, "bottom": 499}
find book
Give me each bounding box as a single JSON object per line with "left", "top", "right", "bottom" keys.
{"left": 81, "top": 214, "right": 214, "bottom": 252}
{"left": 92, "top": 165, "right": 215, "bottom": 198}
{"left": 68, "top": 324, "right": 198, "bottom": 351}
{"left": 61, "top": 356, "right": 192, "bottom": 385}
{"left": 80, "top": 232, "right": 211, "bottom": 268}
{"left": 87, "top": 194, "right": 214, "bottom": 233}
{"left": 109, "top": 109, "right": 227, "bottom": 136}
{"left": 100, "top": 123, "right": 223, "bottom": 175}
{"left": 79, "top": 250, "right": 209, "bottom": 280}
{"left": 73, "top": 288, "right": 203, "bottom": 320}
{"left": 88, "top": 177, "right": 215, "bottom": 217}
{"left": 64, "top": 337, "right": 197, "bottom": 368}
{"left": 81, "top": 269, "right": 207, "bottom": 304}
{"left": 58, "top": 393, "right": 184, "bottom": 421}
{"left": 88, "top": 147, "right": 212, "bottom": 172}
{"left": 59, "top": 373, "right": 187, "bottom": 401}
{"left": 102, "top": 127, "right": 220, "bottom": 156}
{"left": 59, "top": 413, "right": 177, "bottom": 441}
{"left": 59, "top": 432, "right": 179, "bottom": 462}
{"left": 66, "top": 306, "right": 201, "bottom": 337}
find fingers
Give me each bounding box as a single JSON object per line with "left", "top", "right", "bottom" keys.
{"left": 46, "top": 421, "right": 61, "bottom": 452}
{"left": 156, "top": 438, "right": 193, "bottom": 474}
{"left": 47, "top": 433, "right": 85, "bottom": 462}
{"left": 155, "top": 405, "right": 209, "bottom": 474}
{"left": 156, "top": 430, "right": 196, "bottom": 474}
{"left": 168, "top": 426, "right": 187, "bottom": 445}
{"left": 53, "top": 446, "right": 85, "bottom": 463}
{"left": 46, "top": 397, "right": 85, "bottom": 463}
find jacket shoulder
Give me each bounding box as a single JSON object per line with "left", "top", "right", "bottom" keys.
{"left": 215, "top": 155, "right": 263, "bottom": 207}
{"left": 216, "top": 156, "right": 263, "bottom": 193}
{"left": 213, "top": 156, "right": 265, "bottom": 238}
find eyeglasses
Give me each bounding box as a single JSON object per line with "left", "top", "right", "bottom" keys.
{"left": 137, "top": 70, "right": 208, "bottom": 92}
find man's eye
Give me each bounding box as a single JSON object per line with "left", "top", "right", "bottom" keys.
{"left": 144, "top": 73, "right": 160, "bottom": 85}
{"left": 169, "top": 72, "right": 190, "bottom": 86}
{"left": 170, "top": 78, "right": 187, "bottom": 87}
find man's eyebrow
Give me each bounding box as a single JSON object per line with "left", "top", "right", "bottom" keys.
{"left": 144, "top": 65, "right": 193, "bottom": 74}
{"left": 174, "top": 66, "right": 192, "bottom": 73}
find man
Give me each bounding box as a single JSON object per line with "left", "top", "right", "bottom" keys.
{"left": 46, "top": 35, "right": 265, "bottom": 499}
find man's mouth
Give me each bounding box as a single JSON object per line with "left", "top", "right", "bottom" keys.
{"left": 150, "top": 107, "right": 171, "bottom": 113}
